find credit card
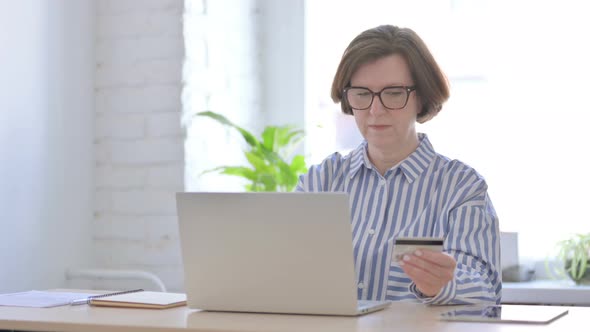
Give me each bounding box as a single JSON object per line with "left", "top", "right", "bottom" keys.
{"left": 392, "top": 237, "right": 444, "bottom": 262}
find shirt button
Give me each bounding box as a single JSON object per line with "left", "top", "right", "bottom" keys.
{"left": 368, "top": 229, "right": 375, "bottom": 235}
{"left": 379, "top": 180, "right": 386, "bottom": 186}
{"left": 358, "top": 282, "right": 364, "bottom": 289}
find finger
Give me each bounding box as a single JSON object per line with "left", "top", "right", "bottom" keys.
{"left": 401, "top": 259, "right": 452, "bottom": 293}
{"left": 414, "top": 250, "right": 456, "bottom": 268}
{"left": 399, "top": 255, "right": 442, "bottom": 280}
{"left": 401, "top": 254, "right": 455, "bottom": 281}
{"left": 401, "top": 262, "right": 439, "bottom": 284}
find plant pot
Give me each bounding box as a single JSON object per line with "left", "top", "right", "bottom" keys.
{"left": 565, "top": 260, "right": 590, "bottom": 285}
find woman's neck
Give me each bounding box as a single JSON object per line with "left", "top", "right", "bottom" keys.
{"left": 367, "top": 134, "right": 420, "bottom": 176}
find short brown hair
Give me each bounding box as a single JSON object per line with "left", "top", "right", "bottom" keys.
{"left": 331, "top": 25, "right": 449, "bottom": 123}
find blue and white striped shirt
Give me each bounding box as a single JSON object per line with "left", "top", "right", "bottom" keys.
{"left": 296, "top": 134, "right": 501, "bottom": 305}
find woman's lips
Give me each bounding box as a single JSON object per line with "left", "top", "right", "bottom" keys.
{"left": 369, "top": 124, "right": 390, "bottom": 130}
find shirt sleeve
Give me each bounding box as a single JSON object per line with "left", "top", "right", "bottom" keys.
{"left": 409, "top": 170, "right": 502, "bottom": 305}
{"left": 295, "top": 152, "right": 342, "bottom": 192}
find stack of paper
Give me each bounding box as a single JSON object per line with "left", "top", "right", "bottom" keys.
{"left": 0, "top": 290, "right": 97, "bottom": 308}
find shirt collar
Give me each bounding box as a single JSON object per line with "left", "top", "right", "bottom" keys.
{"left": 348, "top": 133, "right": 437, "bottom": 183}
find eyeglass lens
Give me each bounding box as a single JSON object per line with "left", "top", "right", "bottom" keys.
{"left": 346, "top": 87, "right": 410, "bottom": 110}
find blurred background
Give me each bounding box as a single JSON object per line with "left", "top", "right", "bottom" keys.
{"left": 1, "top": 0, "right": 589, "bottom": 293}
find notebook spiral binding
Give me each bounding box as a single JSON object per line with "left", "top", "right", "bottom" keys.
{"left": 85, "top": 289, "right": 144, "bottom": 304}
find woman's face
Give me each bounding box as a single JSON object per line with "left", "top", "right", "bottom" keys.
{"left": 349, "top": 54, "right": 420, "bottom": 151}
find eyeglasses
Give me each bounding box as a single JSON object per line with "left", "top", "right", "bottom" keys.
{"left": 343, "top": 86, "right": 416, "bottom": 110}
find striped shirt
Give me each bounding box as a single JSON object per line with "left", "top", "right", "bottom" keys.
{"left": 296, "top": 133, "right": 501, "bottom": 305}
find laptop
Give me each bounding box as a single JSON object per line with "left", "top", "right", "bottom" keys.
{"left": 176, "top": 192, "right": 391, "bottom": 316}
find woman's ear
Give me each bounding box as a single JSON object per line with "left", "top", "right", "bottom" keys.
{"left": 413, "top": 94, "right": 424, "bottom": 121}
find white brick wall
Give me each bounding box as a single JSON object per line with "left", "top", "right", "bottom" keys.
{"left": 93, "top": 0, "right": 280, "bottom": 292}
{"left": 183, "top": 0, "right": 264, "bottom": 192}
{"left": 94, "top": 0, "right": 186, "bottom": 291}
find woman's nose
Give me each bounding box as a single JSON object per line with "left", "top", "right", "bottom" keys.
{"left": 369, "top": 94, "right": 387, "bottom": 115}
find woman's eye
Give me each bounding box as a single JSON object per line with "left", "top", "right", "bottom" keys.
{"left": 384, "top": 91, "right": 403, "bottom": 97}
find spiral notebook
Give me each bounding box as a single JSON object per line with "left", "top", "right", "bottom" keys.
{"left": 74, "top": 289, "right": 187, "bottom": 309}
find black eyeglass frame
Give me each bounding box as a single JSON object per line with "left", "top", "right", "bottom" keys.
{"left": 343, "top": 85, "right": 417, "bottom": 110}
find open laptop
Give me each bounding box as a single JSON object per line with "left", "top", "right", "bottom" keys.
{"left": 176, "top": 192, "right": 391, "bottom": 316}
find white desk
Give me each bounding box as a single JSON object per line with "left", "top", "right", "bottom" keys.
{"left": 0, "top": 301, "right": 586, "bottom": 332}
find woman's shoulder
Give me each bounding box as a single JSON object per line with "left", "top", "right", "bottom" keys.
{"left": 309, "top": 150, "right": 352, "bottom": 173}
{"left": 433, "top": 154, "right": 488, "bottom": 186}
{"left": 297, "top": 148, "right": 360, "bottom": 192}
{"left": 311, "top": 143, "right": 364, "bottom": 171}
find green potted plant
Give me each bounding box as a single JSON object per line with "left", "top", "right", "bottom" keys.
{"left": 547, "top": 233, "right": 590, "bottom": 285}
{"left": 195, "top": 111, "right": 308, "bottom": 192}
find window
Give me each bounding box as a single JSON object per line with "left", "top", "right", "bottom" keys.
{"left": 305, "top": 0, "right": 590, "bottom": 262}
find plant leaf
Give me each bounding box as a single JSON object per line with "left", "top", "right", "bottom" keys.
{"left": 290, "top": 155, "right": 308, "bottom": 174}
{"left": 219, "top": 166, "right": 257, "bottom": 181}
{"left": 258, "top": 173, "right": 277, "bottom": 191}
{"left": 195, "top": 111, "right": 309, "bottom": 193}
{"left": 245, "top": 151, "right": 271, "bottom": 173}
{"left": 279, "top": 127, "right": 305, "bottom": 148}
{"left": 196, "top": 111, "right": 260, "bottom": 148}
{"left": 261, "top": 126, "right": 278, "bottom": 152}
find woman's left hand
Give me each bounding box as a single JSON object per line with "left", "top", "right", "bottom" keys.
{"left": 398, "top": 250, "right": 457, "bottom": 297}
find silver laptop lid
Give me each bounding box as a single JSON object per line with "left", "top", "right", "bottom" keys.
{"left": 176, "top": 192, "right": 360, "bottom": 315}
